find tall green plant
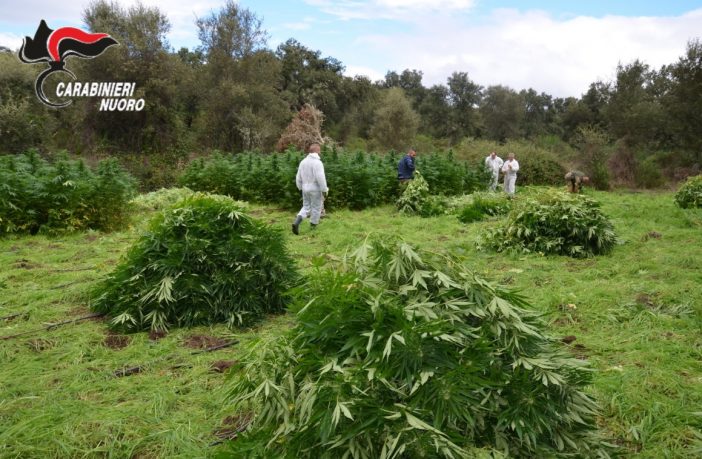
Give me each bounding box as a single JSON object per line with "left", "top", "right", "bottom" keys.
{"left": 227, "top": 238, "right": 607, "bottom": 458}
{"left": 0, "top": 151, "right": 135, "bottom": 235}
{"left": 178, "top": 149, "right": 480, "bottom": 212}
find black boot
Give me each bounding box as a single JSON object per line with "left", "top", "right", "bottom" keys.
{"left": 292, "top": 215, "right": 302, "bottom": 235}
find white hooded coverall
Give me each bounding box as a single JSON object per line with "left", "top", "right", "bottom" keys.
{"left": 295, "top": 153, "right": 328, "bottom": 225}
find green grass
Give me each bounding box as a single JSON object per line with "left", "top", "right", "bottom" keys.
{"left": 1, "top": 189, "right": 701, "bottom": 457}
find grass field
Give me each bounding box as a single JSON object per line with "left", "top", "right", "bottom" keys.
{"left": 1, "top": 188, "right": 701, "bottom": 458}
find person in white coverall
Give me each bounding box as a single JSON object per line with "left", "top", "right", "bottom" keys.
{"left": 501, "top": 152, "right": 519, "bottom": 196}
{"left": 292, "top": 143, "right": 328, "bottom": 235}
{"left": 485, "top": 151, "right": 503, "bottom": 191}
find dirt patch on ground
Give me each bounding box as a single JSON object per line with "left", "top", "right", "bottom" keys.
{"left": 213, "top": 412, "right": 254, "bottom": 442}
{"left": 26, "top": 338, "right": 55, "bottom": 352}
{"left": 564, "top": 259, "right": 597, "bottom": 272}
{"left": 104, "top": 332, "right": 131, "bottom": 350}
{"left": 13, "top": 258, "right": 41, "bottom": 269}
{"left": 641, "top": 231, "right": 662, "bottom": 242}
{"left": 183, "top": 335, "right": 229, "bottom": 349}
{"left": 211, "top": 360, "right": 238, "bottom": 373}
{"left": 0, "top": 312, "right": 29, "bottom": 322}
{"left": 635, "top": 292, "right": 661, "bottom": 309}
{"left": 149, "top": 330, "right": 168, "bottom": 341}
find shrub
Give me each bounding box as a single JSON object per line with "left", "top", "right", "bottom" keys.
{"left": 674, "top": 175, "right": 702, "bottom": 208}
{"left": 634, "top": 156, "right": 665, "bottom": 189}
{"left": 0, "top": 151, "right": 136, "bottom": 235}
{"left": 226, "top": 238, "right": 606, "bottom": 458}
{"left": 515, "top": 149, "right": 567, "bottom": 186}
{"left": 575, "top": 127, "right": 611, "bottom": 190}
{"left": 91, "top": 193, "right": 298, "bottom": 332}
{"left": 457, "top": 192, "right": 511, "bottom": 223}
{"left": 117, "top": 150, "right": 189, "bottom": 192}
{"left": 480, "top": 191, "right": 617, "bottom": 257}
{"left": 453, "top": 138, "right": 568, "bottom": 186}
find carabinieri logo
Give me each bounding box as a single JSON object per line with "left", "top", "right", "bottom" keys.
{"left": 18, "top": 20, "right": 142, "bottom": 111}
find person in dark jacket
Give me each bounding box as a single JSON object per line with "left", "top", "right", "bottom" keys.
{"left": 397, "top": 149, "right": 417, "bottom": 182}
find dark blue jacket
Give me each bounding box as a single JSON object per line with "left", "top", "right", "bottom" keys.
{"left": 397, "top": 155, "right": 415, "bottom": 180}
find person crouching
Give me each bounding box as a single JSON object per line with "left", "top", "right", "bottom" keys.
{"left": 565, "top": 170, "right": 589, "bottom": 193}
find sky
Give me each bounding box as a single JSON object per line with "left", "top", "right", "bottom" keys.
{"left": 1, "top": 0, "right": 701, "bottom": 97}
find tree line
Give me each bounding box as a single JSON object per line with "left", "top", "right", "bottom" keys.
{"left": 0, "top": 1, "right": 700, "bottom": 181}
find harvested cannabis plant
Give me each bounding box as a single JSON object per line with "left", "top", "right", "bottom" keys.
{"left": 480, "top": 191, "right": 617, "bottom": 257}
{"left": 92, "top": 193, "right": 298, "bottom": 332}
{"left": 396, "top": 171, "right": 447, "bottom": 217}
{"left": 226, "top": 238, "right": 606, "bottom": 458}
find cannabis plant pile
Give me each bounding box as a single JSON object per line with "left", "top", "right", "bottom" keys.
{"left": 457, "top": 192, "right": 511, "bottom": 223}
{"left": 480, "top": 191, "right": 617, "bottom": 257}
{"left": 0, "top": 151, "right": 136, "bottom": 235}
{"left": 396, "top": 171, "right": 447, "bottom": 217}
{"left": 92, "top": 193, "right": 298, "bottom": 332}
{"left": 227, "top": 238, "right": 605, "bottom": 458}
{"left": 674, "top": 174, "right": 702, "bottom": 209}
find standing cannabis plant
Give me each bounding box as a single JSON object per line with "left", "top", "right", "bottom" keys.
{"left": 480, "top": 191, "right": 617, "bottom": 257}
{"left": 226, "top": 238, "right": 607, "bottom": 458}
{"left": 92, "top": 193, "right": 298, "bottom": 332}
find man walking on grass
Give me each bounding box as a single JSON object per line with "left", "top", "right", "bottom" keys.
{"left": 501, "top": 152, "right": 519, "bottom": 196}
{"left": 485, "top": 151, "right": 503, "bottom": 191}
{"left": 292, "top": 143, "right": 328, "bottom": 235}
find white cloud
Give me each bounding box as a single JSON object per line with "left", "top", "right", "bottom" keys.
{"left": 344, "top": 64, "right": 385, "bottom": 81}
{"left": 351, "top": 8, "right": 702, "bottom": 97}
{"left": 0, "top": 32, "right": 22, "bottom": 50}
{"left": 305, "top": 0, "right": 476, "bottom": 20}
{"left": 280, "top": 16, "right": 318, "bottom": 31}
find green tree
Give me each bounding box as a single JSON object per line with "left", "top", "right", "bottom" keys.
{"left": 276, "top": 39, "right": 345, "bottom": 124}
{"left": 196, "top": 0, "right": 268, "bottom": 62}
{"left": 195, "top": 2, "right": 289, "bottom": 151}
{"left": 383, "top": 69, "right": 426, "bottom": 108}
{"left": 605, "top": 60, "right": 666, "bottom": 148}
{"left": 575, "top": 126, "right": 611, "bottom": 190}
{"left": 370, "top": 87, "right": 419, "bottom": 151}
{"left": 332, "top": 75, "right": 380, "bottom": 143}
{"left": 418, "top": 84, "right": 452, "bottom": 139}
{"left": 664, "top": 39, "right": 702, "bottom": 162}
{"left": 80, "top": 0, "right": 184, "bottom": 153}
{"left": 480, "top": 85, "right": 524, "bottom": 142}
{"left": 446, "top": 71, "right": 482, "bottom": 140}
{"left": 0, "top": 53, "right": 52, "bottom": 154}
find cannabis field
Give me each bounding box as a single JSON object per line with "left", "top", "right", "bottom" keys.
{"left": 1, "top": 187, "right": 701, "bottom": 458}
